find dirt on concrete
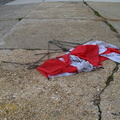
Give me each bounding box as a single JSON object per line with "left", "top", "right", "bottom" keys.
{"left": 0, "top": 49, "right": 119, "bottom": 120}
{"left": 0, "top": 1, "right": 120, "bottom": 120}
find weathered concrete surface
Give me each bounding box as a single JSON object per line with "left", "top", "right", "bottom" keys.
{"left": 0, "top": 20, "right": 18, "bottom": 38}
{"left": 0, "top": 19, "right": 119, "bottom": 49}
{"left": 6, "top": 0, "right": 83, "bottom": 5}
{"left": 85, "top": 0, "right": 120, "bottom": 2}
{"left": 0, "top": 1, "right": 120, "bottom": 120}
{"left": 0, "top": 4, "right": 39, "bottom": 21}
{"left": 45, "top": 0, "right": 83, "bottom": 2}
{"left": 26, "top": 2, "right": 97, "bottom": 19}
{"left": 100, "top": 64, "right": 120, "bottom": 120}
{"left": 108, "top": 21, "right": 120, "bottom": 33}
{"left": 6, "top": 0, "right": 43, "bottom": 5}
{"left": 86, "top": 2, "right": 120, "bottom": 19}
{"left": 87, "top": 2, "right": 120, "bottom": 33}
{"left": 0, "top": 50, "right": 116, "bottom": 120}
{"left": 0, "top": 0, "right": 14, "bottom": 6}
{"left": 0, "top": 2, "right": 120, "bottom": 49}
{"left": 1, "top": 2, "right": 120, "bottom": 49}
{"left": 0, "top": 3, "right": 40, "bottom": 43}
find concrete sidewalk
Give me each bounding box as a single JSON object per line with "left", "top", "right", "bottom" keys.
{"left": 0, "top": 0, "right": 120, "bottom": 120}
{"left": 86, "top": 1, "right": 120, "bottom": 33}
{"left": 0, "top": 0, "right": 120, "bottom": 49}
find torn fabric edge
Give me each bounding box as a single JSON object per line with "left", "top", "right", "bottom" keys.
{"left": 37, "top": 40, "right": 120, "bottom": 78}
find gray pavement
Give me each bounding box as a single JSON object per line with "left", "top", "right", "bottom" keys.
{"left": 5, "top": 0, "right": 83, "bottom": 5}
{"left": 0, "top": 1, "right": 40, "bottom": 39}
{"left": 0, "top": 20, "right": 17, "bottom": 39}
{"left": 0, "top": 1, "right": 120, "bottom": 120}
{"left": 0, "top": 0, "right": 120, "bottom": 49}
{"left": 0, "top": 4, "right": 39, "bottom": 21}
{"left": 85, "top": 0, "right": 120, "bottom": 2}
{"left": 87, "top": 1, "right": 120, "bottom": 33}
{"left": 6, "top": 0, "right": 44, "bottom": 5}
{"left": 0, "top": 0, "right": 14, "bottom": 6}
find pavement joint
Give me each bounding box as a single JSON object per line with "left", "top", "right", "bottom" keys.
{"left": 83, "top": 0, "right": 119, "bottom": 33}
{"left": 93, "top": 62, "right": 120, "bottom": 120}
{"left": 0, "top": 1, "right": 120, "bottom": 120}
{"left": 83, "top": 1, "right": 120, "bottom": 119}
{"left": 0, "top": 17, "right": 104, "bottom": 22}
{"left": 24, "top": 17, "right": 104, "bottom": 21}
{"left": 0, "top": 0, "right": 45, "bottom": 40}
{"left": 15, "top": 0, "right": 46, "bottom": 22}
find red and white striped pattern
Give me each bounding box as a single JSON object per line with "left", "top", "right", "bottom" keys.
{"left": 37, "top": 41, "right": 120, "bottom": 78}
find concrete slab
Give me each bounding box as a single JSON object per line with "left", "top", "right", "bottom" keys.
{"left": 85, "top": 0, "right": 120, "bottom": 2}
{"left": 5, "top": 0, "right": 83, "bottom": 6}
{"left": 87, "top": 2, "right": 120, "bottom": 19}
{"left": 100, "top": 65, "right": 120, "bottom": 120}
{"left": 0, "top": 1, "right": 120, "bottom": 120}
{"left": 6, "top": 0, "right": 43, "bottom": 5}
{"left": 0, "top": 19, "right": 119, "bottom": 49}
{"left": 0, "top": 20, "right": 18, "bottom": 38}
{"left": 109, "top": 21, "right": 120, "bottom": 33}
{"left": 45, "top": 0, "right": 83, "bottom": 2}
{"left": 26, "top": 2, "right": 97, "bottom": 19}
{"left": 0, "top": 0, "right": 15, "bottom": 6}
{"left": 87, "top": 2, "right": 120, "bottom": 33}
{"left": 0, "top": 4, "right": 39, "bottom": 20}
{"left": 0, "top": 50, "right": 116, "bottom": 120}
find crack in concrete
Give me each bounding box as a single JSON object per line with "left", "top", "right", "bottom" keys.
{"left": 83, "top": 0, "right": 119, "bottom": 33}
{"left": 100, "top": 63, "right": 119, "bottom": 94}
{"left": 17, "top": 0, "right": 46, "bottom": 21}
{"left": 104, "top": 18, "right": 120, "bottom": 22}
{"left": 97, "top": 105, "right": 102, "bottom": 120}
{"left": 0, "top": 0, "right": 46, "bottom": 40}
{"left": 93, "top": 93, "right": 102, "bottom": 120}
{"left": 83, "top": 1, "right": 120, "bottom": 119}
{"left": 93, "top": 62, "right": 120, "bottom": 120}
